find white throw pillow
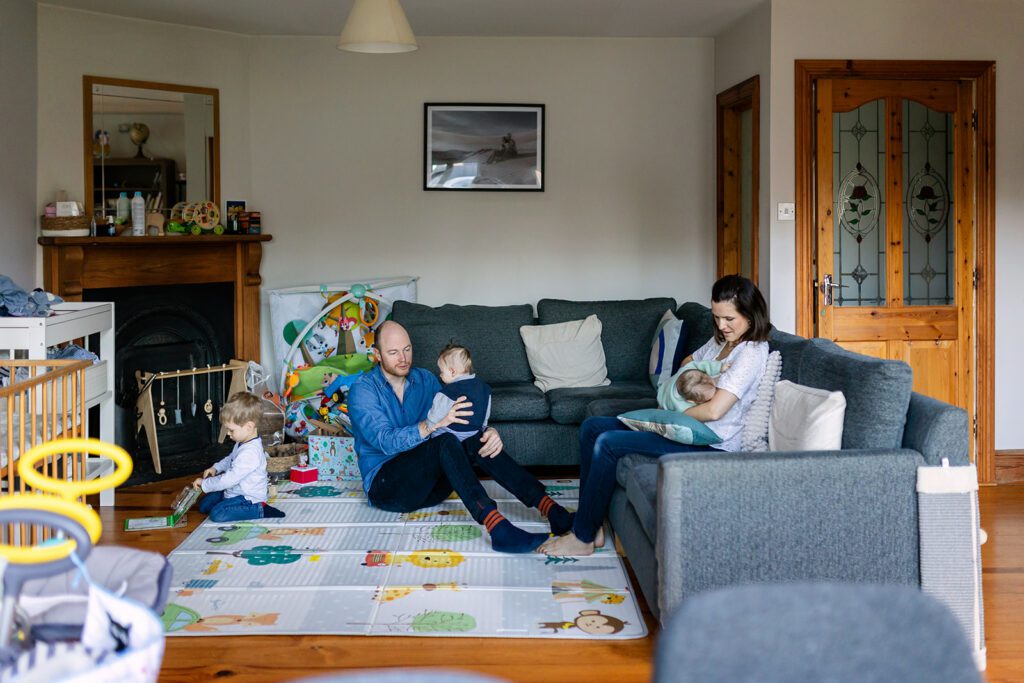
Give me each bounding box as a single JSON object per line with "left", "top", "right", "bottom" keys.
{"left": 519, "top": 314, "right": 611, "bottom": 392}
{"left": 739, "top": 350, "right": 783, "bottom": 452}
{"left": 768, "top": 380, "right": 846, "bottom": 451}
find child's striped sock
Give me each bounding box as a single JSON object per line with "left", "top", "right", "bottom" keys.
{"left": 483, "top": 507, "right": 547, "bottom": 553}
{"left": 537, "top": 495, "right": 573, "bottom": 536}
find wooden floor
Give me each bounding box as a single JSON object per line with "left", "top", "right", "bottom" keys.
{"left": 98, "top": 477, "right": 1024, "bottom": 683}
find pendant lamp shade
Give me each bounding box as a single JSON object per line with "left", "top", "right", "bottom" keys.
{"left": 337, "top": 0, "right": 418, "bottom": 53}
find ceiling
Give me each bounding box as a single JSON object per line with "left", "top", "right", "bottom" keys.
{"left": 39, "top": 0, "right": 766, "bottom": 38}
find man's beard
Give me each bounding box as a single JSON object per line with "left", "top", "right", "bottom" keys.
{"left": 380, "top": 355, "right": 410, "bottom": 378}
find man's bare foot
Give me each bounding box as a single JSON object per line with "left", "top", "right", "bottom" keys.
{"left": 594, "top": 526, "right": 605, "bottom": 548}
{"left": 538, "top": 532, "right": 595, "bottom": 557}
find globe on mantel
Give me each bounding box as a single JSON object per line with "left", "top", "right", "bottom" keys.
{"left": 130, "top": 122, "right": 150, "bottom": 158}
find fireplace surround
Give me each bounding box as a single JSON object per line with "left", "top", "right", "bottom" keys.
{"left": 38, "top": 234, "right": 271, "bottom": 479}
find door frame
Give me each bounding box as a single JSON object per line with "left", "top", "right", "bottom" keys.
{"left": 717, "top": 75, "right": 760, "bottom": 283}
{"left": 794, "top": 60, "right": 996, "bottom": 483}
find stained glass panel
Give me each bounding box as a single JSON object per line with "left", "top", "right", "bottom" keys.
{"left": 833, "top": 100, "right": 886, "bottom": 306}
{"left": 902, "top": 100, "right": 954, "bottom": 305}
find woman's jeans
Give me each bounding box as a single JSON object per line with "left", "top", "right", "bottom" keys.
{"left": 573, "top": 416, "right": 713, "bottom": 543}
{"left": 367, "top": 432, "right": 547, "bottom": 524}
{"left": 198, "top": 490, "right": 266, "bottom": 522}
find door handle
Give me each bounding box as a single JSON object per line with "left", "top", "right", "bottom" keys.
{"left": 818, "top": 273, "right": 846, "bottom": 306}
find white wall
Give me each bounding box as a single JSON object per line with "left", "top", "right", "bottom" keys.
{"left": 768, "top": 0, "right": 1024, "bottom": 448}
{"left": 714, "top": 1, "right": 772, "bottom": 311}
{"left": 249, "top": 36, "right": 716, "bottom": 309}
{"left": 36, "top": 5, "right": 252, "bottom": 236}
{"left": 0, "top": 0, "right": 37, "bottom": 287}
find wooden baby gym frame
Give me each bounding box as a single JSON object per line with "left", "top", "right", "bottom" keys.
{"left": 135, "top": 360, "right": 248, "bottom": 474}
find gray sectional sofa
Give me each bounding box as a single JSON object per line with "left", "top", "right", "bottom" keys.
{"left": 393, "top": 298, "right": 971, "bottom": 624}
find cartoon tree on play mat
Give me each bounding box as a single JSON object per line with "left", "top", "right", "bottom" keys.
{"left": 295, "top": 485, "right": 342, "bottom": 498}
{"left": 411, "top": 610, "right": 476, "bottom": 633}
{"left": 431, "top": 525, "right": 482, "bottom": 543}
{"left": 355, "top": 610, "right": 477, "bottom": 634}
{"left": 209, "top": 545, "right": 302, "bottom": 566}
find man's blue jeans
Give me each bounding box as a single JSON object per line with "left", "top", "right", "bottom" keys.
{"left": 573, "top": 416, "right": 713, "bottom": 543}
{"left": 198, "top": 490, "right": 265, "bottom": 522}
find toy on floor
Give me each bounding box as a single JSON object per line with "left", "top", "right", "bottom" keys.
{"left": 124, "top": 485, "right": 200, "bottom": 532}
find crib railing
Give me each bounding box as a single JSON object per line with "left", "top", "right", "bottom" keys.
{"left": 1, "top": 360, "right": 90, "bottom": 545}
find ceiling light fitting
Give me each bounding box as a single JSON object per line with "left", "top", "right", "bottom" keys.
{"left": 337, "top": 0, "right": 417, "bottom": 54}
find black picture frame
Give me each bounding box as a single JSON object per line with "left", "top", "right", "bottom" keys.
{"left": 424, "top": 103, "right": 545, "bottom": 191}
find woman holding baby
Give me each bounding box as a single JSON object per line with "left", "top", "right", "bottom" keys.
{"left": 539, "top": 274, "right": 771, "bottom": 556}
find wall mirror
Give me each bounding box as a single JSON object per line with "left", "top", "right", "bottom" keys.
{"left": 83, "top": 75, "right": 220, "bottom": 219}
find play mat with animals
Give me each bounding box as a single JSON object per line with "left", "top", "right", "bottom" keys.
{"left": 161, "top": 479, "right": 648, "bottom": 639}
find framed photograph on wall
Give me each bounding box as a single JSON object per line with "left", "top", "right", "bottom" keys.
{"left": 424, "top": 103, "right": 544, "bottom": 191}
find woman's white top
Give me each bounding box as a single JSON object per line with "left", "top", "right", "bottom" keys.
{"left": 691, "top": 337, "right": 769, "bottom": 452}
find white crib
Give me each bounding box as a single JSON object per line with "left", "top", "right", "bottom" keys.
{"left": 0, "top": 303, "right": 115, "bottom": 505}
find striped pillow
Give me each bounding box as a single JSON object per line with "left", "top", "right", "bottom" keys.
{"left": 649, "top": 309, "right": 688, "bottom": 388}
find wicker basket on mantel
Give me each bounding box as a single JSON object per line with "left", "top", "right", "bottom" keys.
{"left": 40, "top": 215, "right": 92, "bottom": 237}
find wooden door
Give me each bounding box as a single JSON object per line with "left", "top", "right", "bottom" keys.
{"left": 717, "top": 76, "right": 760, "bottom": 283}
{"left": 814, "top": 78, "right": 975, "bottom": 437}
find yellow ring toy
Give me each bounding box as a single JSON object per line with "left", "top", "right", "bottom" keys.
{"left": 18, "top": 438, "right": 132, "bottom": 500}
{"left": 0, "top": 495, "right": 101, "bottom": 564}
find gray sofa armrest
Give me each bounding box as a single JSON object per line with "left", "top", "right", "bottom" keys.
{"left": 901, "top": 392, "right": 970, "bottom": 466}
{"left": 656, "top": 449, "right": 923, "bottom": 620}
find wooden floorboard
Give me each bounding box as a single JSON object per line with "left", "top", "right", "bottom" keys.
{"left": 96, "top": 476, "right": 1024, "bottom": 682}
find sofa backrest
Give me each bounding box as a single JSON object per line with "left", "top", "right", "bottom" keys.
{"left": 767, "top": 328, "right": 806, "bottom": 383}
{"left": 536, "top": 298, "right": 676, "bottom": 382}
{"left": 673, "top": 302, "right": 716, "bottom": 358}
{"left": 390, "top": 301, "right": 535, "bottom": 384}
{"left": 675, "top": 303, "right": 914, "bottom": 450}
{"left": 797, "top": 339, "right": 913, "bottom": 450}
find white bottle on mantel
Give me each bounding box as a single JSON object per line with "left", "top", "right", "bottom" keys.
{"left": 131, "top": 191, "right": 146, "bottom": 236}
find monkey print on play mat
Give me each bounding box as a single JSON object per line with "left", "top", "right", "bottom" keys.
{"left": 161, "top": 479, "right": 647, "bottom": 638}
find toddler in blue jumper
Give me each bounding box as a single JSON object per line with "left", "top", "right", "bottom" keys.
{"left": 426, "top": 344, "right": 491, "bottom": 440}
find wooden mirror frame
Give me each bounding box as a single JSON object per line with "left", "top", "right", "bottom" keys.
{"left": 82, "top": 75, "right": 220, "bottom": 218}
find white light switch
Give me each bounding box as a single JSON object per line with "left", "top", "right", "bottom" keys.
{"left": 778, "top": 203, "right": 795, "bottom": 221}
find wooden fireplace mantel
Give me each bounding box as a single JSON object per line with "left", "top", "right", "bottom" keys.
{"left": 39, "top": 234, "right": 272, "bottom": 362}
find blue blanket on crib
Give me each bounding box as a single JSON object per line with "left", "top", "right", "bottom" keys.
{"left": 0, "top": 275, "right": 63, "bottom": 317}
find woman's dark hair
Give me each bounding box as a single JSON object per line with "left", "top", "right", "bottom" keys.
{"left": 711, "top": 274, "right": 771, "bottom": 343}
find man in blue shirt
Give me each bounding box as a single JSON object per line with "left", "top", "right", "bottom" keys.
{"left": 349, "top": 321, "right": 572, "bottom": 553}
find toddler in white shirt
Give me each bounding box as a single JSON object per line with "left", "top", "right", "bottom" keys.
{"left": 192, "top": 391, "right": 285, "bottom": 522}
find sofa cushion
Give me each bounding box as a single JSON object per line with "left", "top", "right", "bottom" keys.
{"left": 519, "top": 314, "right": 611, "bottom": 392}
{"left": 797, "top": 338, "right": 913, "bottom": 449}
{"left": 619, "top": 457, "right": 659, "bottom": 546}
{"left": 537, "top": 298, "right": 676, "bottom": 382}
{"left": 768, "top": 380, "right": 847, "bottom": 451}
{"left": 489, "top": 383, "right": 550, "bottom": 421}
{"left": 768, "top": 328, "right": 808, "bottom": 383}
{"left": 586, "top": 397, "right": 659, "bottom": 420}
{"left": 618, "top": 409, "right": 723, "bottom": 446}
{"left": 649, "top": 309, "right": 689, "bottom": 388}
{"left": 547, "top": 381, "right": 656, "bottom": 425}
{"left": 675, "top": 302, "right": 716, "bottom": 358}
{"left": 391, "top": 301, "right": 535, "bottom": 384}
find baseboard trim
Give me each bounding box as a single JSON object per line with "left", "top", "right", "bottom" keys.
{"left": 995, "top": 450, "right": 1024, "bottom": 485}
